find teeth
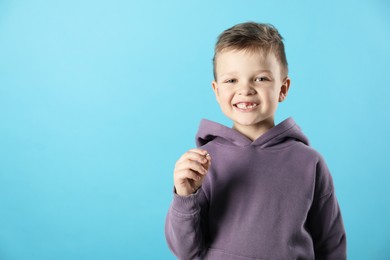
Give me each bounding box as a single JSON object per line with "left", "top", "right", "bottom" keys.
{"left": 236, "top": 103, "right": 257, "bottom": 109}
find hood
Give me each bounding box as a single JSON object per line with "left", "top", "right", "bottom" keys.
{"left": 196, "top": 117, "right": 309, "bottom": 149}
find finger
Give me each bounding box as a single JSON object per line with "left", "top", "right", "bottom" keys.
{"left": 204, "top": 153, "right": 211, "bottom": 170}
{"left": 175, "top": 169, "right": 203, "bottom": 183}
{"left": 188, "top": 148, "right": 208, "bottom": 156}
{"left": 205, "top": 153, "right": 211, "bottom": 162}
{"left": 177, "top": 150, "right": 209, "bottom": 165}
{"left": 175, "top": 160, "right": 207, "bottom": 175}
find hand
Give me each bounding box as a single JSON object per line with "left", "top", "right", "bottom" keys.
{"left": 174, "top": 148, "right": 211, "bottom": 196}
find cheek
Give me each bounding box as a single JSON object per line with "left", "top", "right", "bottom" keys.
{"left": 219, "top": 90, "right": 233, "bottom": 102}
{"left": 260, "top": 89, "right": 279, "bottom": 107}
{"left": 264, "top": 87, "right": 279, "bottom": 99}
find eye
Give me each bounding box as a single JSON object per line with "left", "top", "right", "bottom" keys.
{"left": 224, "top": 79, "right": 237, "bottom": 84}
{"left": 254, "top": 77, "right": 269, "bottom": 82}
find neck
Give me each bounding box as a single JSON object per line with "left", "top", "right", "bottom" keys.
{"left": 233, "top": 119, "right": 275, "bottom": 141}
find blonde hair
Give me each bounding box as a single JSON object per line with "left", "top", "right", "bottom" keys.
{"left": 213, "top": 22, "right": 288, "bottom": 80}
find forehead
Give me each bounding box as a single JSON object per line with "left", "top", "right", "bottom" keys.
{"left": 215, "top": 49, "right": 280, "bottom": 73}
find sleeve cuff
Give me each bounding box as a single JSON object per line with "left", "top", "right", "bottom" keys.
{"left": 171, "top": 188, "right": 201, "bottom": 214}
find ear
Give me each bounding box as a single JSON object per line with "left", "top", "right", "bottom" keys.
{"left": 278, "top": 77, "right": 290, "bottom": 102}
{"left": 212, "top": 80, "right": 220, "bottom": 103}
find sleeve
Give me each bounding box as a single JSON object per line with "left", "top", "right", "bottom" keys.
{"left": 165, "top": 188, "right": 209, "bottom": 260}
{"left": 307, "top": 156, "right": 347, "bottom": 260}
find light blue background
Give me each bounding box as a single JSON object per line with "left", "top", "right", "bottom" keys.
{"left": 1, "top": 0, "right": 389, "bottom": 259}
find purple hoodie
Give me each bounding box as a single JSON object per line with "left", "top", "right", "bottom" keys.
{"left": 165, "top": 118, "right": 346, "bottom": 260}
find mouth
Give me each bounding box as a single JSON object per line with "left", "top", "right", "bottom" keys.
{"left": 233, "top": 102, "right": 259, "bottom": 111}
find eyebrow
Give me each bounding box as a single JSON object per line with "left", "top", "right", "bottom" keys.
{"left": 219, "top": 70, "right": 273, "bottom": 78}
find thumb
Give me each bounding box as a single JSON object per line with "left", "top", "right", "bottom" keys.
{"left": 204, "top": 153, "right": 211, "bottom": 170}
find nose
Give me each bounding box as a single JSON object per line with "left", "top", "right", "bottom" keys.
{"left": 237, "top": 82, "right": 256, "bottom": 96}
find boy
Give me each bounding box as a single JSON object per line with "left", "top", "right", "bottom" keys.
{"left": 165, "top": 22, "right": 346, "bottom": 259}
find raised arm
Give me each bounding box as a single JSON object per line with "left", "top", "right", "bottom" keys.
{"left": 165, "top": 149, "right": 211, "bottom": 259}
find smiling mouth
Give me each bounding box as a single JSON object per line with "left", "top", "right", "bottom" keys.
{"left": 234, "top": 102, "right": 258, "bottom": 110}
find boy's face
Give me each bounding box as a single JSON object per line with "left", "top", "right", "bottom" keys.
{"left": 212, "top": 49, "right": 290, "bottom": 137}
